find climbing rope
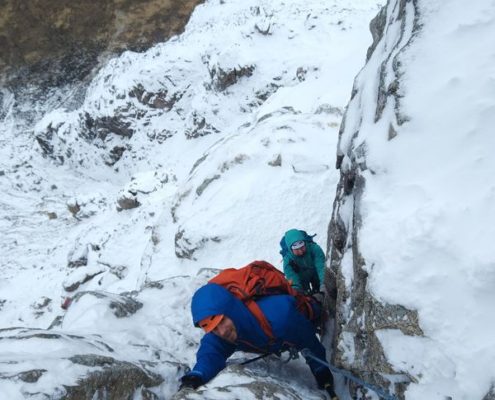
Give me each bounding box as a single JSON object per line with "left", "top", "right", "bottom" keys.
{"left": 240, "top": 352, "right": 271, "bottom": 365}
{"left": 301, "top": 349, "right": 399, "bottom": 400}
{"left": 239, "top": 347, "right": 299, "bottom": 366}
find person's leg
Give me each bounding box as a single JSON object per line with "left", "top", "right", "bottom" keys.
{"left": 313, "top": 368, "right": 338, "bottom": 399}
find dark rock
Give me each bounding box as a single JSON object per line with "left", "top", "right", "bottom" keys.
{"left": 174, "top": 364, "right": 304, "bottom": 399}
{"left": 68, "top": 254, "right": 88, "bottom": 269}
{"left": 296, "top": 67, "right": 306, "bottom": 82}
{"left": 255, "top": 22, "right": 272, "bottom": 36}
{"left": 144, "top": 281, "right": 164, "bottom": 290}
{"left": 48, "top": 315, "right": 64, "bottom": 329}
{"left": 268, "top": 154, "right": 282, "bottom": 167}
{"left": 257, "top": 106, "right": 300, "bottom": 123}
{"left": 71, "top": 291, "right": 143, "bottom": 318}
{"left": 208, "top": 63, "right": 255, "bottom": 92}
{"left": 0, "top": 331, "right": 65, "bottom": 341}
{"left": 174, "top": 229, "right": 221, "bottom": 260}
{"left": 189, "top": 154, "right": 209, "bottom": 175}
{"left": 388, "top": 123, "right": 398, "bottom": 140}
{"left": 67, "top": 201, "right": 81, "bottom": 217}
{"left": 35, "top": 121, "right": 59, "bottom": 159}
{"left": 170, "top": 189, "right": 191, "bottom": 223}
{"left": 147, "top": 129, "right": 175, "bottom": 144}
{"left": 367, "top": 6, "right": 387, "bottom": 61}
{"left": 219, "top": 154, "right": 248, "bottom": 173}
{"left": 32, "top": 297, "right": 52, "bottom": 310}
{"left": 254, "top": 82, "right": 280, "bottom": 103}
{"left": 185, "top": 112, "right": 220, "bottom": 139}
{"left": 64, "top": 354, "right": 163, "bottom": 400}
{"left": 373, "top": 1, "right": 420, "bottom": 124}
{"left": 196, "top": 175, "right": 221, "bottom": 196}
{"left": 483, "top": 385, "right": 495, "bottom": 400}
{"left": 17, "top": 369, "right": 47, "bottom": 383}
{"left": 129, "top": 83, "right": 184, "bottom": 111}
{"left": 328, "top": 17, "right": 426, "bottom": 386}
{"left": 366, "top": 297, "right": 423, "bottom": 336}
{"left": 64, "top": 270, "right": 104, "bottom": 292}
{"left": 89, "top": 115, "right": 134, "bottom": 141}
{"left": 315, "top": 104, "right": 343, "bottom": 116}
{"left": 0, "top": 0, "right": 206, "bottom": 90}
{"left": 109, "top": 297, "right": 143, "bottom": 318}
{"left": 116, "top": 193, "right": 141, "bottom": 211}
{"left": 105, "top": 146, "right": 127, "bottom": 166}
{"left": 343, "top": 169, "right": 356, "bottom": 195}
{"left": 329, "top": 214, "right": 347, "bottom": 255}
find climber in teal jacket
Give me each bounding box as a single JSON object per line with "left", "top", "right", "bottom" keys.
{"left": 282, "top": 229, "right": 326, "bottom": 294}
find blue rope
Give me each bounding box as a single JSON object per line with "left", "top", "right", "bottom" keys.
{"left": 301, "top": 349, "right": 399, "bottom": 400}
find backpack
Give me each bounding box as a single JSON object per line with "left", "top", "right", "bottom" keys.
{"left": 208, "top": 260, "right": 315, "bottom": 342}
{"left": 279, "top": 230, "right": 316, "bottom": 258}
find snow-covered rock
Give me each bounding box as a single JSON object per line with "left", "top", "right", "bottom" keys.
{"left": 330, "top": 0, "right": 495, "bottom": 399}
{"left": 0, "top": 0, "right": 412, "bottom": 398}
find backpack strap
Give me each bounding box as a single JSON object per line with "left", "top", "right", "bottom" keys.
{"left": 243, "top": 299, "right": 275, "bottom": 342}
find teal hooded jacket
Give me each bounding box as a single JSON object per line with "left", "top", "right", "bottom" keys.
{"left": 282, "top": 229, "right": 325, "bottom": 292}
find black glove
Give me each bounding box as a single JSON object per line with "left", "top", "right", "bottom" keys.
{"left": 311, "top": 292, "right": 325, "bottom": 304}
{"left": 179, "top": 374, "right": 203, "bottom": 390}
{"left": 289, "top": 259, "right": 300, "bottom": 272}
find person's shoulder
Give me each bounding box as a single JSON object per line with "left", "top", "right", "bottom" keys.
{"left": 260, "top": 295, "right": 307, "bottom": 336}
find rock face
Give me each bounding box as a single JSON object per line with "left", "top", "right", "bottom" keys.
{"left": 64, "top": 354, "right": 162, "bottom": 400}
{"left": 328, "top": 1, "right": 422, "bottom": 398}
{"left": 0, "top": 327, "right": 164, "bottom": 399}
{"left": 0, "top": 0, "right": 204, "bottom": 89}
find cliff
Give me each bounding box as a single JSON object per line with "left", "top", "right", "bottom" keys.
{"left": 0, "top": 0, "right": 204, "bottom": 88}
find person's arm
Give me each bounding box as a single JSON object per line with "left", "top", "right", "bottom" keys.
{"left": 183, "top": 332, "right": 236, "bottom": 386}
{"left": 283, "top": 256, "right": 302, "bottom": 291}
{"left": 311, "top": 243, "right": 326, "bottom": 290}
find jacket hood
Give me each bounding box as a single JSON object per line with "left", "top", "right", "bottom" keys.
{"left": 284, "top": 229, "right": 306, "bottom": 248}
{"left": 191, "top": 283, "right": 236, "bottom": 326}
{"left": 191, "top": 283, "right": 268, "bottom": 345}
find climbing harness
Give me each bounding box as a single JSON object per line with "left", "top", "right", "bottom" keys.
{"left": 301, "top": 349, "right": 399, "bottom": 400}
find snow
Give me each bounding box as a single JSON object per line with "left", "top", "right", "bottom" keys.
{"left": 341, "top": 0, "right": 495, "bottom": 399}
{"left": 3, "top": 0, "right": 493, "bottom": 399}
{"left": 1, "top": 0, "right": 384, "bottom": 398}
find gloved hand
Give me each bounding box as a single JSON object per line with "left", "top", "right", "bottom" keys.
{"left": 312, "top": 291, "right": 325, "bottom": 304}
{"left": 179, "top": 373, "right": 203, "bottom": 390}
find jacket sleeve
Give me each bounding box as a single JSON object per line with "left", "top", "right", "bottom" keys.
{"left": 311, "top": 243, "right": 326, "bottom": 287}
{"left": 283, "top": 256, "right": 302, "bottom": 290}
{"left": 190, "top": 332, "right": 236, "bottom": 383}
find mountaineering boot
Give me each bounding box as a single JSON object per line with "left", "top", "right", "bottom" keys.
{"left": 324, "top": 383, "right": 339, "bottom": 400}
{"left": 315, "top": 369, "right": 337, "bottom": 399}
